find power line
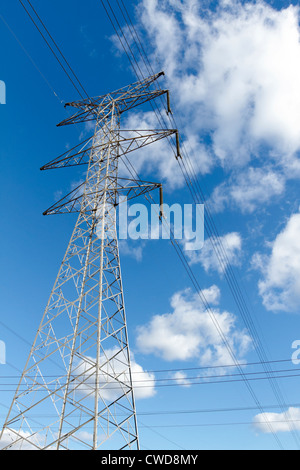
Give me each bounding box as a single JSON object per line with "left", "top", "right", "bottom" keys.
{"left": 1, "top": 371, "right": 300, "bottom": 392}
{"left": 140, "top": 419, "right": 300, "bottom": 430}
{"left": 18, "top": 0, "right": 90, "bottom": 100}
{"left": 100, "top": 0, "right": 300, "bottom": 448}
{"left": 99, "top": 0, "right": 141, "bottom": 78}
{"left": 6, "top": 418, "right": 300, "bottom": 431}
{"left": 5, "top": 0, "right": 296, "bottom": 449}
{"left": 121, "top": 134, "right": 285, "bottom": 446}
{"left": 0, "top": 7, "right": 180, "bottom": 452}
{"left": 139, "top": 402, "right": 300, "bottom": 417}
{"left": 2, "top": 401, "right": 300, "bottom": 418}
{"left": 16, "top": 0, "right": 287, "bottom": 444}
{"left": 1, "top": 367, "right": 300, "bottom": 387}
{"left": 0, "top": 357, "right": 295, "bottom": 378}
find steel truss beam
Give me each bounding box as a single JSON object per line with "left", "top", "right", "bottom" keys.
{"left": 41, "top": 129, "right": 178, "bottom": 170}
{"left": 42, "top": 178, "right": 162, "bottom": 216}
{"left": 57, "top": 72, "right": 170, "bottom": 127}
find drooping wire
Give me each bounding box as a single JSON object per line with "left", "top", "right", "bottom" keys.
{"left": 111, "top": 1, "right": 300, "bottom": 446}
{"left": 2, "top": 367, "right": 300, "bottom": 388}
{"left": 120, "top": 157, "right": 284, "bottom": 448}
{"left": 18, "top": 0, "right": 90, "bottom": 101}
{"left": 11, "top": 0, "right": 296, "bottom": 448}
{"left": 0, "top": 13, "right": 64, "bottom": 104}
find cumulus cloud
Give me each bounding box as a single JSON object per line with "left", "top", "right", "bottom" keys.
{"left": 186, "top": 232, "right": 242, "bottom": 274}
{"left": 119, "top": 110, "right": 212, "bottom": 190}
{"left": 253, "top": 211, "right": 300, "bottom": 312}
{"left": 136, "top": 286, "right": 251, "bottom": 365}
{"left": 209, "top": 167, "right": 286, "bottom": 213}
{"left": 253, "top": 407, "right": 300, "bottom": 433}
{"left": 137, "top": 0, "right": 300, "bottom": 210}
{"left": 141, "top": 0, "right": 300, "bottom": 158}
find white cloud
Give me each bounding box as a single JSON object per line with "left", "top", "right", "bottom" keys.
{"left": 209, "top": 167, "right": 286, "bottom": 213}
{"left": 136, "top": 286, "right": 251, "bottom": 365}
{"left": 253, "top": 211, "right": 300, "bottom": 312}
{"left": 138, "top": 0, "right": 300, "bottom": 209}
{"left": 253, "top": 407, "right": 300, "bottom": 433}
{"left": 141, "top": 0, "right": 300, "bottom": 158}
{"left": 73, "top": 349, "right": 156, "bottom": 401}
{"left": 187, "top": 232, "right": 242, "bottom": 274}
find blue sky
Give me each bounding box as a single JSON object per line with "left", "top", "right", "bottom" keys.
{"left": 1, "top": 0, "right": 300, "bottom": 450}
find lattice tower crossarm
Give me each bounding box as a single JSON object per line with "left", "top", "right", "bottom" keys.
{"left": 0, "top": 72, "right": 179, "bottom": 450}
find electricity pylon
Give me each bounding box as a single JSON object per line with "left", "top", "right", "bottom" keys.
{"left": 0, "top": 72, "right": 180, "bottom": 450}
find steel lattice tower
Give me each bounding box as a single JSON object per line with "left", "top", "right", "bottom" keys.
{"left": 0, "top": 72, "right": 179, "bottom": 450}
